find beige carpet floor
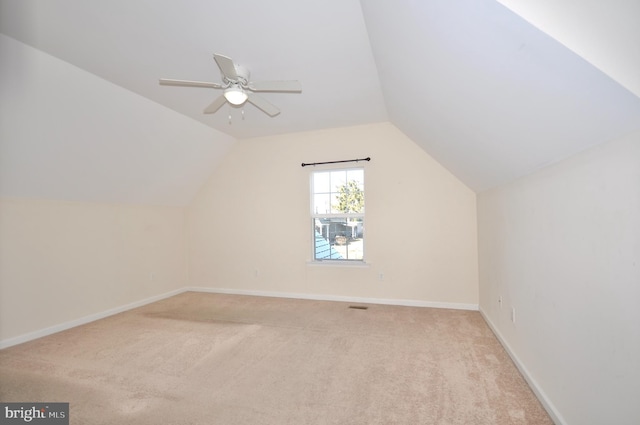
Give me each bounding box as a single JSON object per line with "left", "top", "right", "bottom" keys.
{"left": 0, "top": 292, "right": 553, "bottom": 424}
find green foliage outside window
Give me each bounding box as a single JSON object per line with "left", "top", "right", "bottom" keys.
{"left": 333, "top": 180, "right": 364, "bottom": 214}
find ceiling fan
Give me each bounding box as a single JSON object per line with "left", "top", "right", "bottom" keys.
{"left": 159, "top": 54, "right": 301, "bottom": 117}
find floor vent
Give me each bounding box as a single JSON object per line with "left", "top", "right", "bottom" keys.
{"left": 348, "top": 305, "right": 368, "bottom": 310}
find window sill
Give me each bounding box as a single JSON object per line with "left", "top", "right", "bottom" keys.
{"left": 306, "top": 260, "right": 371, "bottom": 268}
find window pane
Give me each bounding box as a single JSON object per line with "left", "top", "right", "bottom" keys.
{"left": 330, "top": 192, "right": 341, "bottom": 214}
{"left": 333, "top": 180, "right": 364, "bottom": 214}
{"left": 314, "top": 230, "right": 343, "bottom": 260}
{"left": 313, "top": 194, "right": 331, "bottom": 214}
{"left": 313, "top": 218, "right": 363, "bottom": 261}
{"left": 330, "top": 170, "right": 346, "bottom": 192}
{"left": 346, "top": 169, "right": 364, "bottom": 189}
{"left": 313, "top": 172, "right": 330, "bottom": 193}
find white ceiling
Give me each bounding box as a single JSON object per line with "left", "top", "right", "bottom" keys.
{"left": 1, "top": 0, "right": 639, "bottom": 199}
{"left": 496, "top": 0, "right": 640, "bottom": 99}
{"left": 0, "top": 0, "right": 388, "bottom": 139}
{"left": 360, "top": 0, "right": 640, "bottom": 190}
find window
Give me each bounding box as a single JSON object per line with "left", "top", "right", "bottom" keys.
{"left": 311, "top": 168, "right": 364, "bottom": 261}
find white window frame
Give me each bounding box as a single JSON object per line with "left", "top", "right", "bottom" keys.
{"left": 310, "top": 167, "right": 365, "bottom": 263}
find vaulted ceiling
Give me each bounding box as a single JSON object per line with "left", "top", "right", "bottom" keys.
{"left": 1, "top": 0, "right": 639, "bottom": 204}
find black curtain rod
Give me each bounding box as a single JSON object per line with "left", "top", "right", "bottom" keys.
{"left": 301, "top": 157, "right": 370, "bottom": 167}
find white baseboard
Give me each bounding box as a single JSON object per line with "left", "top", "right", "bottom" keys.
{"left": 1, "top": 286, "right": 477, "bottom": 349}
{"left": 186, "top": 286, "right": 479, "bottom": 311}
{"left": 479, "top": 308, "right": 565, "bottom": 425}
{"left": 0, "top": 288, "right": 185, "bottom": 349}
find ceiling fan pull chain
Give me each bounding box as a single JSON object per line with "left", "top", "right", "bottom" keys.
{"left": 228, "top": 112, "right": 232, "bottom": 125}
{"left": 242, "top": 108, "right": 245, "bottom": 120}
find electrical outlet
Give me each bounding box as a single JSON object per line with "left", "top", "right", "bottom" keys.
{"left": 511, "top": 307, "right": 516, "bottom": 323}
{"left": 150, "top": 273, "right": 155, "bottom": 281}
{"left": 378, "top": 272, "right": 384, "bottom": 281}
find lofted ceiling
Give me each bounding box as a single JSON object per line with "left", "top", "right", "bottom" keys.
{"left": 1, "top": 0, "right": 639, "bottom": 203}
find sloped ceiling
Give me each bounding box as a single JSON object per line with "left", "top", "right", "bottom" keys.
{"left": 1, "top": 0, "right": 639, "bottom": 203}
{"left": 0, "top": 34, "right": 235, "bottom": 206}
{"left": 496, "top": 0, "right": 640, "bottom": 99}
{"left": 360, "top": 0, "right": 640, "bottom": 190}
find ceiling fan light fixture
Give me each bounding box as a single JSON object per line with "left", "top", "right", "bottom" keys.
{"left": 224, "top": 85, "right": 248, "bottom": 105}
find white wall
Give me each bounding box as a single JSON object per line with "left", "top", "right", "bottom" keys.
{"left": 0, "top": 35, "right": 212, "bottom": 345}
{"left": 478, "top": 131, "right": 640, "bottom": 425}
{"left": 0, "top": 199, "right": 187, "bottom": 343}
{"left": 187, "top": 123, "right": 479, "bottom": 307}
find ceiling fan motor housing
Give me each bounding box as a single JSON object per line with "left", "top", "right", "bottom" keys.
{"left": 226, "top": 64, "right": 250, "bottom": 86}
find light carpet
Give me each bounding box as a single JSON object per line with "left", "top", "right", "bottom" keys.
{"left": 0, "top": 292, "right": 553, "bottom": 424}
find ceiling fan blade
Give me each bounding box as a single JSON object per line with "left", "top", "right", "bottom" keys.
{"left": 159, "top": 78, "right": 221, "bottom": 89}
{"left": 214, "top": 54, "right": 238, "bottom": 81}
{"left": 248, "top": 80, "right": 302, "bottom": 92}
{"left": 247, "top": 93, "right": 280, "bottom": 117}
{"left": 203, "top": 95, "right": 227, "bottom": 114}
